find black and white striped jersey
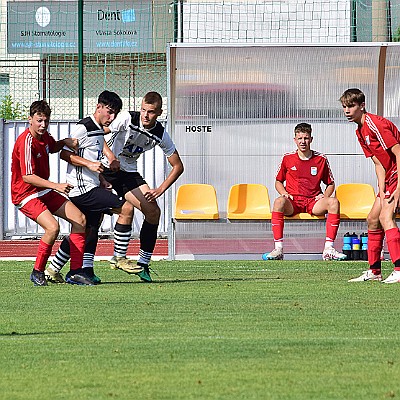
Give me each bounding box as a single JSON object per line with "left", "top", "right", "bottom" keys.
{"left": 102, "top": 110, "right": 176, "bottom": 173}
{"left": 66, "top": 115, "right": 105, "bottom": 197}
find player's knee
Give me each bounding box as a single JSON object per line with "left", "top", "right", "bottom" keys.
{"left": 78, "top": 213, "right": 86, "bottom": 228}
{"left": 379, "top": 213, "right": 393, "bottom": 230}
{"left": 46, "top": 222, "right": 60, "bottom": 240}
{"left": 144, "top": 204, "right": 161, "bottom": 223}
{"left": 71, "top": 213, "right": 86, "bottom": 232}
{"left": 328, "top": 197, "right": 340, "bottom": 213}
{"left": 365, "top": 208, "right": 380, "bottom": 229}
{"left": 273, "top": 196, "right": 286, "bottom": 211}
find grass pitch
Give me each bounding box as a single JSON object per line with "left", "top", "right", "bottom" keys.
{"left": 1, "top": 259, "right": 400, "bottom": 400}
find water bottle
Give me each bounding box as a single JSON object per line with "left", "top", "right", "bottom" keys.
{"left": 342, "top": 232, "right": 352, "bottom": 260}
{"left": 351, "top": 233, "right": 361, "bottom": 261}
{"left": 360, "top": 232, "right": 368, "bottom": 261}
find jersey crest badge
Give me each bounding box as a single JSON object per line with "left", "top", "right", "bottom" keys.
{"left": 311, "top": 167, "right": 317, "bottom": 176}
{"left": 365, "top": 135, "right": 370, "bottom": 145}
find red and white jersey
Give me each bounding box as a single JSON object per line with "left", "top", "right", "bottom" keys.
{"left": 356, "top": 113, "right": 400, "bottom": 183}
{"left": 11, "top": 127, "right": 56, "bottom": 206}
{"left": 276, "top": 150, "right": 334, "bottom": 198}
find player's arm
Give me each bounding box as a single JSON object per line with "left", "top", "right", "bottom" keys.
{"left": 323, "top": 182, "right": 335, "bottom": 198}
{"left": 22, "top": 174, "right": 73, "bottom": 195}
{"left": 102, "top": 141, "right": 120, "bottom": 172}
{"left": 387, "top": 144, "right": 400, "bottom": 207}
{"left": 275, "top": 180, "right": 292, "bottom": 200}
{"left": 143, "top": 150, "right": 184, "bottom": 202}
{"left": 103, "top": 111, "right": 130, "bottom": 172}
{"left": 371, "top": 155, "right": 386, "bottom": 197}
{"left": 52, "top": 137, "right": 78, "bottom": 153}
{"left": 60, "top": 149, "right": 104, "bottom": 173}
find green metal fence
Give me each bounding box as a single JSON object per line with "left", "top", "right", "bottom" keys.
{"left": 0, "top": 0, "right": 399, "bottom": 120}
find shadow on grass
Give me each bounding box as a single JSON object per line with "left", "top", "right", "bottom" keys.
{"left": 0, "top": 331, "right": 66, "bottom": 336}
{"left": 100, "top": 276, "right": 281, "bottom": 285}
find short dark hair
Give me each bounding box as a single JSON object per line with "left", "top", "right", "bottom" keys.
{"left": 98, "top": 90, "right": 122, "bottom": 113}
{"left": 294, "top": 123, "right": 312, "bottom": 135}
{"left": 30, "top": 100, "right": 51, "bottom": 117}
{"left": 143, "top": 91, "right": 162, "bottom": 109}
{"left": 340, "top": 88, "right": 365, "bottom": 106}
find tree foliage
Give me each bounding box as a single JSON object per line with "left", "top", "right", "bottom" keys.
{"left": 0, "top": 95, "right": 27, "bottom": 120}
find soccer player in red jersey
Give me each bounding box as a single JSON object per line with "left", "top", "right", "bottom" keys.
{"left": 262, "top": 123, "right": 346, "bottom": 261}
{"left": 11, "top": 100, "right": 89, "bottom": 286}
{"left": 341, "top": 88, "right": 400, "bottom": 283}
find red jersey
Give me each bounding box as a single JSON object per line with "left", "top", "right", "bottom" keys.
{"left": 276, "top": 150, "right": 334, "bottom": 198}
{"left": 356, "top": 113, "right": 400, "bottom": 183}
{"left": 11, "top": 128, "right": 56, "bottom": 206}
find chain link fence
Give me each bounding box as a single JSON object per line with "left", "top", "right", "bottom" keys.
{"left": 0, "top": 1, "right": 399, "bottom": 120}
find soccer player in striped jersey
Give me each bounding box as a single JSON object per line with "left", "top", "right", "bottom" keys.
{"left": 262, "top": 123, "right": 346, "bottom": 262}
{"left": 101, "top": 91, "right": 184, "bottom": 282}
{"left": 11, "top": 100, "right": 88, "bottom": 286}
{"left": 45, "top": 91, "right": 136, "bottom": 284}
{"left": 341, "top": 88, "right": 400, "bottom": 284}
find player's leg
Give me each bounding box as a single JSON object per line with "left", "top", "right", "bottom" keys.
{"left": 380, "top": 195, "right": 400, "bottom": 283}
{"left": 30, "top": 209, "right": 60, "bottom": 286}
{"left": 262, "top": 196, "right": 294, "bottom": 260}
{"left": 112, "top": 199, "right": 134, "bottom": 258}
{"left": 312, "top": 197, "right": 346, "bottom": 261}
{"left": 108, "top": 172, "right": 149, "bottom": 277}
{"left": 46, "top": 214, "right": 102, "bottom": 284}
{"left": 104, "top": 171, "right": 142, "bottom": 274}
{"left": 48, "top": 187, "right": 126, "bottom": 284}
{"left": 110, "top": 200, "right": 143, "bottom": 275}
{"left": 54, "top": 201, "right": 92, "bottom": 285}
{"left": 81, "top": 213, "right": 103, "bottom": 284}
{"left": 122, "top": 185, "right": 160, "bottom": 282}
{"left": 348, "top": 196, "right": 383, "bottom": 282}
{"left": 18, "top": 197, "right": 61, "bottom": 286}
{"left": 45, "top": 236, "right": 69, "bottom": 283}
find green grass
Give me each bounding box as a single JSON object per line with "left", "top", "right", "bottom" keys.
{"left": 1, "top": 259, "right": 400, "bottom": 399}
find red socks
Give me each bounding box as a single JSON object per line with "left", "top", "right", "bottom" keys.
{"left": 386, "top": 227, "right": 400, "bottom": 271}
{"left": 367, "top": 229, "right": 384, "bottom": 272}
{"left": 326, "top": 213, "right": 340, "bottom": 243}
{"left": 34, "top": 239, "right": 53, "bottom": 272}
{"left": 271, "top": 211, "right": 284, "bottom": 243}
{"left": 69, "top": 232, "right": 85, "bottom": 271}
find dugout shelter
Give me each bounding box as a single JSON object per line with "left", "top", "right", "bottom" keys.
{"left": 167, "top": 42, "right": 400, "bottom": 260}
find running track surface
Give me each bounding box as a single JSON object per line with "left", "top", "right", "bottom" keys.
{"left": 0, "top": 239, "right": 168, "bottom": 259}
{"left": 0, "top": 237, "right": 334, "bottom": 259}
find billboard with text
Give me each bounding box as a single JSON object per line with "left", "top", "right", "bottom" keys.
{"left": 7, "top": 1, "right": 153, "bottom": 54}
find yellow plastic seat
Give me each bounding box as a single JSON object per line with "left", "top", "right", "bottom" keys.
{"left": 227, "top": 184, "right": 272, "bottom": 219}
{"left": 174, "top": 184, "right": 219, "bottom": 220}
{"left": 336, "top": 183, "right": 376, "bottom": 219}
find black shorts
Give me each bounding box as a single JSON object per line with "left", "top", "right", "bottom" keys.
{"left": 70, "top": 187, "right": 125, "bottom": 228}
{"left": 101, "top": 169, "right": 147, "bottom": 197}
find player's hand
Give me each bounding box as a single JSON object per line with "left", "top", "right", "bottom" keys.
{"left": 315, "top": 194, "right": 324, "bottom": 201}
{"left": 388, "top": 188, "right": 400, "bottom": 209}
{"left": 99, "top": 174, "right": 112, "bottom": 191}
{"left": 144, "top": 188, "right": 162, "bottom": 202}
{"left": 281, "top": 193, "right": 293, "bottom": 200}
{"left": 55, "top": 182, "right": 74, "bottom": 195}
{"left": 110, "top": 159, "right": 120, "bottom": 172}
{"left": 64, "top": 138, "right": 79, "bottom": 152}
{"left": 88, "top": 161, "right": 104, "bottom": 173}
